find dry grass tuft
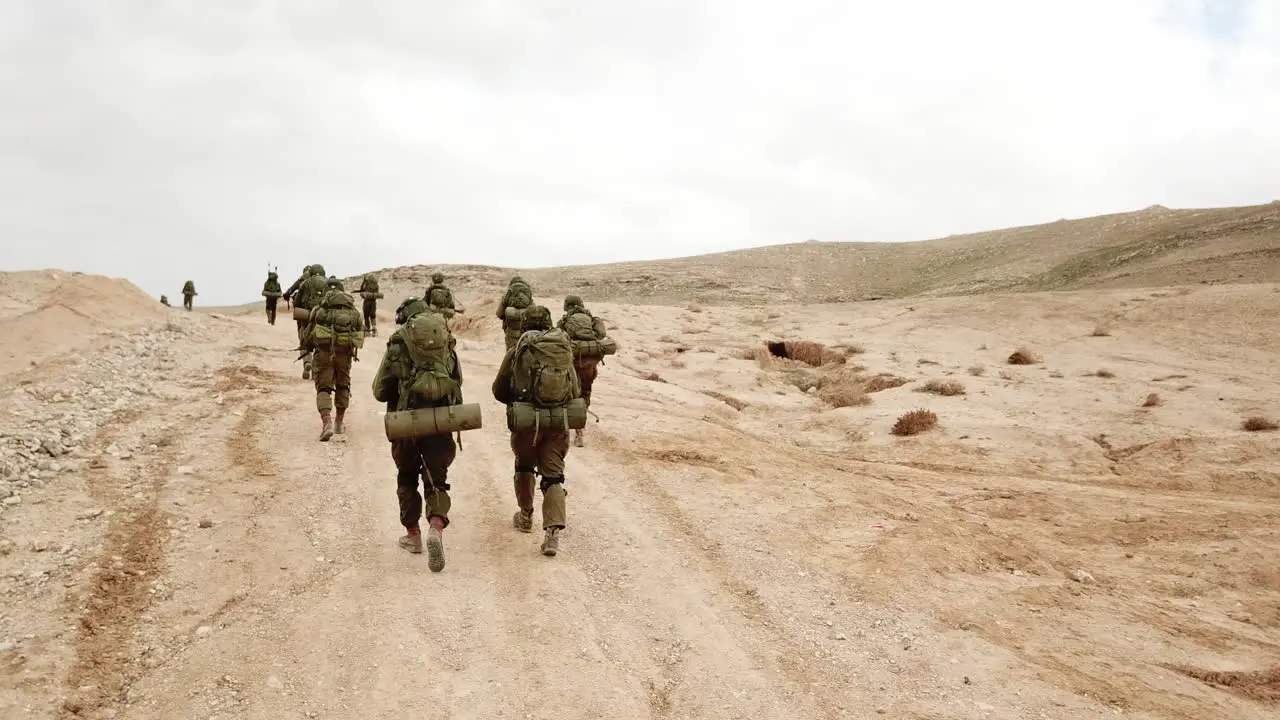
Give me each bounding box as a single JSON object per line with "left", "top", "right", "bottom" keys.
{"left": 1242, "top": 416, "right": 1279, "bottom": 432}
{"left": 1142, "top": 393, "right": 1162, "bottom": 408}
{"left": 892, "top": 409, "right": 939, "bottom": 437}
{"left": 781, "top": 340, "right": 828, "bottom": 367}
{"left": 813, "top": 367, "right": 873, "bottom": 408}
{"left": 864, "top": 374, "right": 909, "bottom": 393}
{"left": 1091, "top": 323, "right": 1113, "bottom": 337}
{"left": 917, "top": 379, "right": 966, "bottom": 396}
{"left": 1007, "top": 347, "right": 1042, "bottom": 365}
{"left": 447, "top": 313, "right": 484, "bottom": 336}
{"left": 640, "top": 371, "right": 667, "bottom": 383}
{"left": 686, "top": 303, "right": 704, "bottom": 313}
{"left": 702, "top": 390, "right": 746, "bottom": 411}
{"left": 967, "top": 364, "right": 986, "bottom": 377}
{"left": 1094, "top": 369, "right": 1116, "bottom": 378}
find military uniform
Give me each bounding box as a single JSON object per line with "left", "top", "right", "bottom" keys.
{"left": 372, "top": 297, "right": 463, "bottom": 570}
{"left": 491, "top": 304, "right": 579, "bottom": 556}
{"left": 424, "top": 272, "right": 459, "bottom": 318}
{"left": 160, "top": 295, "right": 170, "bottom": 307}
{"left": 303, "top": 276, "right": 363, "bottom": 440}
{"left": 182, "top": 281, "right": 196, "bottom": 311}
{"left": 557, "top": 295, "right": 605, "bottom": 447}
{"left": 358, "top": 274, "right": 380, "bottom": 336}
{"left": 496, "top": 275, "right": 534, "bottom": 350}
{"left": 284, "top": 264, "right": 327, "bottom": 379}
{"left": 262, "top": 271, "right": 282, "bottom": 325}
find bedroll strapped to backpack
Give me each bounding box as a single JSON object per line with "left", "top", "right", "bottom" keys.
{"left": 311, "top": 293, "right": 365, "bottom": 350}
{"left": 506, "top": 281, "right": 533, "bottom": 310}
{"left": 510, "top": 327, "right": 579, "bottom": 408}
{"left": 401, "top": 311, "right": 460, "bottom": 407}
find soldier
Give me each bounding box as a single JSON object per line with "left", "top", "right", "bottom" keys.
{"left": 491, "top": 305, "right": 580, "bottom": 557}
{"left": 283, "top": 264, "right": 328, "bottom": 380}
{"left": 372, "top": 297, "right": 464, "bottom": 571}
{"left": 424, "top": 272, "right": 460, "bottom": 318}
{"left": 160, "top": 295, "right": 170, "bottom": 307}
{"left": 558, "top": 295, "right": 610, "bottom": 447}
{"left": 303, "top": 276, "right": 364, "bottom": 441}
{"left": 358, "top": 274, "right": 380, "bottom": 337}
{"left": 181, "top": 280, "right": 196, "bottom": 311}
{"left": 262, "top": 270, "right": 283, "bottom": 325}
{"left": 495, "top": 275, "right": 534, "bottom": 350}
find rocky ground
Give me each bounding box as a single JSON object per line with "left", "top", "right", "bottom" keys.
{"left": 1, "top": 274, "right": 1278, "bottom": 720}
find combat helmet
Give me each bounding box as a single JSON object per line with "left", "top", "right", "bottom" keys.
{"left": 520, "top": 304, "right": 552, "bottom": 331}
{"left": 431, "top": 272, "right": 445, "bottom": 284}
{"left": 395, "top": 297, "right": 429, "bottom": 325}
{"left": 312, "top": 263, "right": 327, "bottom": 277}
{"left": 325, "top": 276, "right": 344, "bottom": 291}
{"left": 563, "top": 294, "right": 583, "bottom": 311}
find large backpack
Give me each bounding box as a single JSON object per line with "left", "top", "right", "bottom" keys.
{"left": 426, "top": 284, "right": 454, "bottom": 309}
{"left": 506, "top": 281, "right": 533, "bottom": 310}
{"left": 561, "top": 309, "right": 600, "bottom": 341}
{"left": 311, "top": 292, "right": 364, "bottom": 350}
{"left": 510, "top": 328, "right": 579, "bottom": 408}
{"left": 400, "top": 311, "right": 460, "bottom": 407}
{"left": 297, "top": 274, "right": 328, "bottom": 308}
{"left": 359, "top": 275, "right": 379, "bottom": 293}
{"left": 182, "top": 281, "right": 195, "bottom": 294}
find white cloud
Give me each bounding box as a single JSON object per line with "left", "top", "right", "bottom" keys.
{"left": 0, "top": 0, "right": 1276, "bottom": 303}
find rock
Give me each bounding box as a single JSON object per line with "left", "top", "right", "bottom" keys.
{"left": 0, "top": 640, "right": 15, "bottom": 652}
{"left": 198, "top": 519, "right": 214, "bottom": 529}
{"left": 35, "top": 459, "right": 53, "bottom": 471}
{"left": 77, "top": 509, "right": 104, "bottom": 520}
{"left": 1071, "top": 569, "right": 1095, "bottom": 585}
{"left": 177, "top": 466, "right": 196, "bottom": 476}
{"left": 0, "top": 486, "right": 11, "bottom": 500}
{"left": 2, "top": 496, "right": 21, "bottom": 506}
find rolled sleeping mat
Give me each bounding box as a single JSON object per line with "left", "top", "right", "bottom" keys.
{"left": 292, "top": 306, "right": 312, "bottom": 321}
{"left": 503, "top": 306, "right": 527, "bottom": 323}
{"left": 573, "top": 337, "right": 618, "bottom": 358}
{"left": 361, "top": 291, "right": 384, "bottom": 300}
{"left": 263, "top": 290, "right": 282, "bottom": 298}
{"left": 384, "top": 403, "right": 483, "bottom": 441}
{"left": 506, "top": 399, "right": 588, "bottom": 433}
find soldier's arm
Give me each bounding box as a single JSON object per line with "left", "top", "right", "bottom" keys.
{"left": 283, "top": 275, "right": 304, "bottom": 300}
{"left": 372, "top": 341, "right": 400, "bottom": 403}
{"left": 495, "top": 291, "right": 510, "bottom": 319}
{"left": 490, "top": 349, "right": 516, "bottom": 404}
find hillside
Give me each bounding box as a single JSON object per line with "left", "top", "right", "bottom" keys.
{"left": 310, "top": 201, "right": 1280, "bottom": 308}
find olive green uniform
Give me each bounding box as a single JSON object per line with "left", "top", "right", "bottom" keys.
{"left": 358, "top": 275, "right": 379, "bottom": 336}
{"left": 303, "top": 282, "right": 363, "bottom": 439}
{"left": 284, "top": 265, "right": 328, "bottom": 379}
{"left": 182, "top": 281, "right": 196, "bottom": 311}
{"left": 496, "top": 277, "right": 534, "bottom": 350}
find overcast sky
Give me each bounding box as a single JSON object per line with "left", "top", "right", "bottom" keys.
{"left": 1, "top": 0, "right": 1277, "bottom": 305}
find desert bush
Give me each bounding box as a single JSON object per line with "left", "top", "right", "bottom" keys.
{"left": 640, "top": 371, "right": 666, "bottom": 383}
{"left": 1242, "top": 416, "right": 1279, "bottom": 432}
{"left": 818, "top": 380, "right": 871, "bottom": 408}
{"left": 1142, "top": 393, "right": 1162, "bottom": 407}
{"left": 659, "top": 335, "right": 679, "bottom": 344}
{"left": 1091, "top": 323, "right": 1113, "bottom": 337}
{"left": 781, "top": 340, "right": 827, "bottom": 367}
{"left": 864, "top": 374, "right": 909, "bottom": 393}
{"left": 1094, "top": 369, "right": 1115, "bottom": 378}
{"left": 967, "top": 365, "right": 986, "bottom": 377}
{"left": 892, "top": 409, "right": 938, "bottom": 436}
{"left": 448, "top": 314, "right": 482, "bottom": 336}
{"left": 667, "top": 357, "right": 687, "bottom": 369}
{"left": 687, "top": 303, "right": 704, "bottom": 313}
{"left": 917, "top": 379, "right": 966, "bottom": 396}
{"left": 703, "top": 390, "right": 746, "bottom": 410}
{"left": 1007, "top": 347, "right": 1041, "bottom": 365}
{"left": 999, "top": 370, "right": 1016, "bottom": 381}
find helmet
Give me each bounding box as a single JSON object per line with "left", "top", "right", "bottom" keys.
{"left": 521, "top": 304, "right": 552, "bottom": 331}
{"left": 325, "top": 276, "right": 344, "bottom": 290}
{"left": 509, "top": 275, "right": 524, "bottom": 285}
{"left": 312, "top": 264, "right": 326, "bottom": 277}
{"left": 268, "top": 271, "right": 278, "bottom": 280}
{"left": 395, "top": 297, "right": 429, "bottom": 324}
{"left": 431, "top": 272, "right": 445, "bottom": 284}
{"left": 563, "top": 295, "right": 583, "bottom": 311}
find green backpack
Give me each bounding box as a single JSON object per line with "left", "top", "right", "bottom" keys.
{"left": 400, "top": 311, "right": 460, "bottom": 407}
{"left": 359, "top": 275, "right": 379, "bottom": 293}
{"left": 297, "top": 274, "right": 328, "bottom": 308}
{"left": 182, "top": 281, "right": 195, "bottom": 294}
{"left": 506, "top": 281, "right": 533, "bottom": 310}
{"left": 311, "top": 293, "right": 364, "bottom": 349}
{"left": 510, "top": 328, "right": 579, "bottom": 408}
{"left": 426, "top": 284, "right": 453, "bottom": 309}
{"left": 561, "top": 309, "right": 603, "bottom": 341}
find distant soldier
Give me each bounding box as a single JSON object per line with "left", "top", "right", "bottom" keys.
{"left": 491, "top": 305, "right": 580, "bottom": 557}
{"left": 283, "top": 264, "right": 328, "bottom": 379}
{"left": 160, "top": 295, "right": 170, "bottom": 307}
{"left": 358, "top": 274, "right": 381, "bottom": 337}
{"left": 424, "top": 272, "right": 460, "bottom": 318}
{"left": 181, "top": 280, "right": 196, "bottom": 311}
{"left": 372, "top": 297, "right": 464, "bottom": 570}
{"left": 303, "top": 277, "right": 364, "bottom": 441}
{"left": 262, "top": 270, "right": 283, "bottom": 325}
{"left": 495, "top": 275, "right": 534, "bottom": 350}
{"left": 558, "top": 295, "right": 611, "bottom": 447}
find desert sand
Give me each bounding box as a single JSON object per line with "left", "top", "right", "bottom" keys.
{"left": 1, "top": 204, "right": 1278, "bottom": 720}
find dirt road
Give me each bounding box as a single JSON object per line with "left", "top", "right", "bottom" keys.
{"left": 2, "top": 282, "right": 1278, "bottom": 719}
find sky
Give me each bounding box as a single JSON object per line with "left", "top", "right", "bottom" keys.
{"left": 1, "top": 0, "right": 1278, "bottom": 305}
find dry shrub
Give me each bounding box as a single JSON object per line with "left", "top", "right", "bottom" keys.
{"left": 1142, "top": 393, "right": 1162, "bottom": 407}
{"left": 1094, "top": 369, "right": 1115, "bottom": 378}
{"left": 1242, "top": 416, "right": 1279, "bottom": 432}
{"left": 1091, "top": 323, "right": 1113, "bottom": 337}
{"left": 1169, "top": 664, "right": 1280, "bottom": 703}
{"left": 832, "top": 343, "right": 866, "bottom": 355}
{"left": 659, "top": 335, "right": 679, "bottom": 344}
{"left": 864, "top": 374, "right": 909, "bottom": 393}
{"left": 447, "top": 313, "right": 483, "bottom": 336}
{"left": 818, "top": 381, "right": 870, "bottom": 408}
{"left": 1007, "top": 347, "right": 1041, "bottom": 365}
{"left": 918, "top": 379, "right": 966, "bottom": 396}
{"left": 892, "top": 409, "right": 938, "bottom": 436}
{"left": 640, "top": 371, "right": 666, "bottom": 383}
{"left": 687, "top": 303, "right": 704, "bottom": 313}
{"left": 667, "top": 357, "right": 687, "bottom": 369}
{"left": 999, "top": 370, "right": 1017, "bottom": 381}
{"left": 781, "top": 340, "right": 827, "bottom": 368}
{"left": 732, "top": 346, "right": 759, "bottom": 361}
{"left": 968, "top": 365, "right": 986, "bottom": 377}
{"left": 702, "top": 390, "right": 746, "bottom": 411}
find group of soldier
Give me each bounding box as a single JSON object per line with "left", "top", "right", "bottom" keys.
{"left": 254, "top": 267, "right": 611, "bottom": 571}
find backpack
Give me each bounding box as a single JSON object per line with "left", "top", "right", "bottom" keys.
{"left": 400, "top": 312, "right": 460, "bottom": 407}
{"left": 359, "top": 276, "right": 379, "bottom": 293}
{"left": 506, "top": 281, "right": 533, "bottom": 310}
{"left": 561, "top": 309, "right": 600, "bottom": 341}
{"left": 182, "top": 281, "right": 195, "bottom": 294}
{"left": 510, "top": 328, "right": 579, "bottom": 408}
{"left": 311, "top": 293, "right": 364, "bottom": 349}
{"left": 296, "top": 274, "right": 328, "bottom": 308}
{"left": 426, "top": 284, "right": 453, "bottom": 309}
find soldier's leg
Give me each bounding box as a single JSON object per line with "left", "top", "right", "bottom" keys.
{"left": 390, "top": 439, "right": 425, "bottom": 553}
{"left": 295, "top": 320, "right": 312, "bottom": 379}
{"left": 313, "top": 350, "right": 336, "bottom": 441}
{"left": 536, "top": 429, "right": 570, "bottom": 556}
{"left": 420, "top": 433, "right": 457, "bottom": 572}
{"left": 574, "top": 360, "right": 599, "bottom": 446}
{"left": 333, "top": 351, "right": 352, "bottom": 434}
{"left": 266, "top": 297, "right": 277, "bottom": 324}
{"left": 509, "top": 431, "right": 538, "bottom": 532}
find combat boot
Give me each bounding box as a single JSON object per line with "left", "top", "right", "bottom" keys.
{"left": 426, "top": 517, "right": 446, "bottom": 572}
{"left": 541, "top": 527, "right": 561, "bottom": 557}
{"left": 512, "top": 472, "right": 536, "bottom": 533}
{"left": 398, "top": 526, "right": 422, "bottom": 554}
{"left": 573, "top": 428, "right": 585, "bottom": 447}
{"left": 319, "top": 411, "right": 335, "bottom": 441}
{"left": 302, "top": 366, "right": 311, "bottom": 380}
{"left": 334, "top": 409, "right": 346, "bottom": 435}
{"left": 512, "top": 509, "right": 533, "bottom": 533}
